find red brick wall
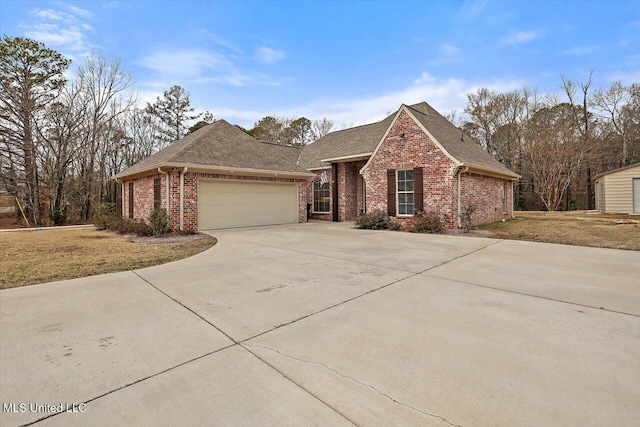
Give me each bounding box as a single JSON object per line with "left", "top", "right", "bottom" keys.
{"left": 122, "top": 174, "right": 164, "bottom": 224}
{"left": 123, "top": 172, "right": 308, "bottom": 232}
{"left": 361, "top": 109, "right": 459, "bottom": 228}
{"left": 460, "top": 172, "right": 513, "bottom": 226}
{"left": 306, "top": 160, "right": 366, "bottom": 222}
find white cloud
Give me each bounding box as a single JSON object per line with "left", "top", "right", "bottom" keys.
{"left": 560, "top": 45, "right": 599, "bottom": 56}
{"left": 254, "top": 47, "right": 285, "bottom": 64}
{"left": 207, "top": 73, "right": 523, "bottom": 129}
{"left": 64, "top": 4, "right": 94, "bottom": 18}
{"left": 605, "top": 70, "right": 640, "bottom": 85}
{"left": 140, "top": 49, "right": 231, "bottom": 79}
{"left": 22, "top": 6, "right": 95, "bottom": 54}
{"left": 501, "top": 30, "right": 541, "bottom": 45}
{"left": 138, "top": 47, "right": 283, "bottom": 88}
{"left": 442, "top": 43, "right": 460, "bottom": 55}
{"left": 454, "top": 0, "right": 489, "bottom": 22}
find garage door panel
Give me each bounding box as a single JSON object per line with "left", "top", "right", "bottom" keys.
{"left": 198, "top": 180, "right": 298, "bottom": 230}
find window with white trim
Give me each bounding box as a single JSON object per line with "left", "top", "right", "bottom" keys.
{"left": 397, "top": 169, "right": 414, "bottom": 215}
{"left": 313, "top": 181, "right": 330, "bottom": 213}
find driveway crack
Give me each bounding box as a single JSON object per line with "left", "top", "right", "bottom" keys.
{"left": 244, "top": 343, "right": 464, "bottom": 427}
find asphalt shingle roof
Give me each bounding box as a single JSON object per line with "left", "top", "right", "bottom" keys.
{"left": 299, "top": 102, "right": 518, "bottom": 177}
{"left": 116, "top": 102, "right": 518, "bottom": 180}
{"left": 406, "top": 102, "right": 517, "bottom": 175}
{"left": 114, "top": 119, "right": 310, "bottom": 178}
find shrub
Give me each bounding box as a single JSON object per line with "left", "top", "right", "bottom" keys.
{"left": 149, "top": 208, "right": 170, "bottom": 236}
{"left": 355, "top": 211, "right": 391, "bottom": 230}
{"left": 95, "top": 213, "right": 153, "bottom": 236}
{"left": 460, "top": 203, "right": 476, "bottom": 233}
{"left": 410, "top": 211, "right": 444, "bottom": 233}
{"left": 96, "top": 203, "right": 116, "bottom": 216}
{"left": 50, "top": 208, "right": 67, "bottom": 226}
{"left": 389, "top": 218, "right": 404, "bottom": 231}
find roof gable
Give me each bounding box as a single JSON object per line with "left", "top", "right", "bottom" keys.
{"left": 114, "top": 120, "right": 311, "bottom": 178}
{"left": 300, "top": 101, "right": 518, "bottom": 178}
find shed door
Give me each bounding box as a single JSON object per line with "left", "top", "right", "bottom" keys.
{"left": 198, "top": 180, "right": 298, "bottom": 230}
{"left": 634, "top": 178, "right": 640, "bottom": 214}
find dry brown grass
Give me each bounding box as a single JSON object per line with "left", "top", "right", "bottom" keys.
{"left": 0, "top": 228, "right": 216, "bottom": 289}
{"left": 480, "top": 211, "right": 640, "bottom": 251}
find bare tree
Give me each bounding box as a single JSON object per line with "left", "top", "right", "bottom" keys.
{"left": 37, "top": 83, "right": 87, "bottom": 224}
{"left": 464, "top": 88, "right": 500, "bottom": 155}
{"left": 311, "top": 118, "right": 334, "bottom": 139}
{"left": 593, "top": 81, "right": 634, "bottom": 166}
{"left": 75, "top": 53, "right": 134, "bottom": 221}
{"left": 562, "top": 72, "right": 594, "bottom": 208}
{"left": 524, "top": 103, "right": 584, "bottom": 211}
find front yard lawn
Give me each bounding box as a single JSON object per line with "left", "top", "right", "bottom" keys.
{"left": 0, "top": 228, "right": 216, "bottom": 289}
{"left": 480, "top": 211, "right": 640, "bottom": 251}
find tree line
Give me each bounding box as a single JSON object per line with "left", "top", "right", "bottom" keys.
{"left": 1, "top": 35, "right": 638, "bottom": 226}
{"left": 457, "top": 75, "right": 639, "bottom": 211}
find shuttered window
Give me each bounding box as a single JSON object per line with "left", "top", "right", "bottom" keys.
{"left": 413, "top": 167, "right": 423, "bottom": 212}
{"left": 153, "top": 178, "right": 161, "bottom": 210}
{"left": 387, "top": 169, "right": 396, "bottom": 216}
{"left": 397, "top": 169, "right": 414, "bottom": 215}
{"left": 128, "top": 182, "right": 134, "bottom": 219}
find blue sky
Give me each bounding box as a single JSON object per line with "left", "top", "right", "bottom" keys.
{"left": 1, "top": 0, "right": 639, "bottom": 129}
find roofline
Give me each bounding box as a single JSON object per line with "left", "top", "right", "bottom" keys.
{"left": 321, "top": 152, "right": 372, "bottom": 164}
{"left": 359, "top": 105, "right": 461, "bottom": 174}
{"left": 113, "top": 162, "right": 315, "bottom": 180}
{"left": 462, "top": 163, "right": 521, "bottom": 180}
{"left": 593, "top": 162, "right": 640, "bottom": 181}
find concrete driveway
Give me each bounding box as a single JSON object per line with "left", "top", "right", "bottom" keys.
{"left": 1, "top": 222, "right": 639, "bottom": 426}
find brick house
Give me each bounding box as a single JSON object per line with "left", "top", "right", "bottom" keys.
{"left": 114, "top": 101, "right": 519, "bottom": 231}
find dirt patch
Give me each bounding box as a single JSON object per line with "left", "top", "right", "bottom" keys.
{"left": 445, "top": 228, "right": 496, "bottom": 238}
{"left": 480, "top": 211, "right": 640, "bottom": 251}
{"left": 0, "top": 228, "right": 217, "bottom": 289}
{"left": 130, "top": 233, "right": 210, "bottom": 244}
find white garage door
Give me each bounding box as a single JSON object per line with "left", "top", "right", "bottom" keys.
{"left": 198, "top": 180, "right": 298, "bottom": 230}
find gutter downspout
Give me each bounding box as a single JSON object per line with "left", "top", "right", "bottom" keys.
{"left": 457, "top": 165, "right": 469, "bottom": 228}
{"left": 179, "top": 167, "right": 188, "bottom": 230}
{"left": 157, "top": 168, "right": 170, "bottom": 215}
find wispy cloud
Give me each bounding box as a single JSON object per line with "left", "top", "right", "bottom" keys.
{"left": 139, "top": 47, "right": 282, "bottom": 89}
{"left": 208, "top": 72, "right": 523, "bottom": 128}
{"left": 254, "top": 47, "right": 285, "bottom": 64}
{"left": 454, "top": 0, "right": 489, "bottom": 22}
{"left": 560, "top": 45, "right": 599, "bottom": 56}
{"left": 141, "top": 49, "right": 232, "bottom": 79}
{"left": 426, "top": 42, "right": 463, "bottom": 66}
{"left": 20, "top": 5, "right": 95, "bottom": 55}
{"left": 501, "top": 30, "right": 542, "bottom": 45}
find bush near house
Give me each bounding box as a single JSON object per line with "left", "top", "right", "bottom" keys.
{"left": 94, "top": 203, "right": 154, "bottom": 236}
{"left": 355, "top": 211, "right": 392, "bottom": 230}
{"left": 149, "top": 208, "right": 170, "bottom": 236}
{"left": 409, "top": 211, "right": 444, "bottom": 233}
{"left": 459, "top": 204, "right": 476, "bottom": 233}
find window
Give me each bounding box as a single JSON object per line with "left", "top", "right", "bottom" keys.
{"left": 153, "top": 178, "right": 161, "bottom": 210}
{"left": 503, "top": 181, "right": 508, "bottom": 213}
{"left": 397, "top": 169, "right": 414, "bottom": 215}
{"left": 128, "top": 182, "right": 134, "bottom": 219}
{"left": 313, "top": 181, "right": 330, "bottom": 213}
